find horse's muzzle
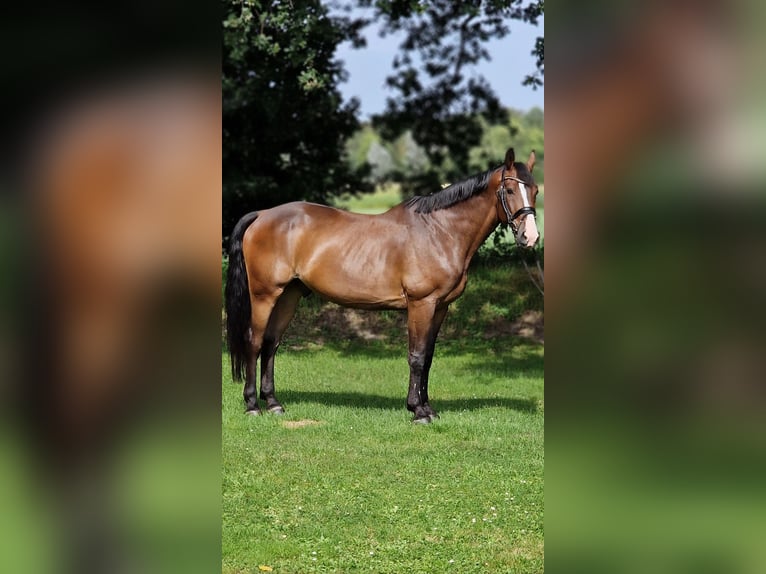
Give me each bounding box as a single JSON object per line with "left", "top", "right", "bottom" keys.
{"left": 516, "top": 213, "right": 540, "bottom": 248}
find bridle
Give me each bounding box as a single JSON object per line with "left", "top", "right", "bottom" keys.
{"left": 496, "top": 168, "right": 537, "bottom": 234}
{"left": 496, "top": 167, "right": 544, "bottom": 295}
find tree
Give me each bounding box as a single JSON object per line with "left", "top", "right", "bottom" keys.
{"left": 222, "top": 0, "right": 368, "bottom": 240}
{"left": 222, "top": 0, "right": 544, "bottom": 239}
{"left": 362, "top": 0, "right": 544, "bottom": 192}
{"left": 366, "top": 140, "right": 394, "bottom": 181}
{"left": 391, "top": 131, "right": 429, "bottom": 177}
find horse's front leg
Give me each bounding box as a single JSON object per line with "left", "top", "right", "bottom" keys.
{"left": 406, "top": 300, "right": 447, "bottom": 424}
{"left": 420, "top": 305, "right": 448, "bottom": 420}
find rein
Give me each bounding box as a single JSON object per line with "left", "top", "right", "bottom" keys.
{"left": 521, "top": 251, "right": 545, "bottom": 296}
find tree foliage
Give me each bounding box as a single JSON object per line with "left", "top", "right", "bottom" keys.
{"left": 363, "top": 0, "right": 544, "bottom": 191}
{"left": 468, "top": 107, "right": 544, "bottom": 176}
{"left": 222, "top": 0, "right": 368, "bottom": 240}
{"left": 222, "top": 0, "right": 544, "bottom": 238}
{"left": 346, "top": 107, "right": 544, "bottom": 187}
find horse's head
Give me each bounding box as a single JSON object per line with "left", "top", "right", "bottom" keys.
{"left": 496, "top": 148, "right": 540, "bottom": 248}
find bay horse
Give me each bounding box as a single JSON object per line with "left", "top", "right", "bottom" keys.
{"left": 225, "top": 148, "right": 539, "bottom": 423}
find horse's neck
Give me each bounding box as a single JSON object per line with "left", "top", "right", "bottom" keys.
{"left": 429, "top": 189, "right": 500, "bottom": 265}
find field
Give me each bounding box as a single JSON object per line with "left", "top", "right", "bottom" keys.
{"left": 222, "top": 257, "right": 544, "bottom": 573}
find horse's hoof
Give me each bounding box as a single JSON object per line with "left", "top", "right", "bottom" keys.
{"left": 267, "top": 406, "right": 285, "bottom": 415}
{"left": 412, "top": 416, "right": 432, "bottom": 425}
{"left": 245, "top": 409, "right": 262, "bottom": 416}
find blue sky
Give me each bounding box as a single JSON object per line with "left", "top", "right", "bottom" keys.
{"left": 333, "top": 14, "right": 544, "bottom": 119}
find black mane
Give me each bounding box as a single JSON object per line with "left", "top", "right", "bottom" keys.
{"left": 405, "top": 168, "right": 494, "bottom": 214}
{"left": 405, "top": 162, "right": 535, "bottom": 214}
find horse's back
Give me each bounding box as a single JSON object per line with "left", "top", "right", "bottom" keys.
{"left": 244, "top": 201, "right": 371, "bottom": 249}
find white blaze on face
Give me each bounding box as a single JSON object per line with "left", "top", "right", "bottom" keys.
{"left": 518, "top": 183, "right": 539, "bottom": 246}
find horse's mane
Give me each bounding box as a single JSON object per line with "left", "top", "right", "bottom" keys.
{"left": 405, "top": 162, "right": 533, "bottom": 214}
{"left": 405, "top": 169, "right": 494, "bottom": 214}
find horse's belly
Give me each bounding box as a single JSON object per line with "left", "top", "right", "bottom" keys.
{"left": 291, "top": 221, "right": 409, "bottom": 309}
{"left": 300, "top": 273, "right": 407, "bottom": 310}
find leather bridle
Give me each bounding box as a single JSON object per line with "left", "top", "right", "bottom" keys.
{"left": 496, "top": 167, "right": 544, "bottom": 293}
{"left": 496, "top": 168, "right": 537, "bottom": 233}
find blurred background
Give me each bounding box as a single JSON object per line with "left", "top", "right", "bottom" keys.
{"left": 0, "top": 3, "right": 221, "bottom": 574}
{"left": 545, "top": 0, "right": 766, "bottom": 572}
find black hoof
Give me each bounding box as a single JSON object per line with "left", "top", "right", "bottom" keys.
{"left": 412, "top": 416, "right": 432, "bottom": 425}
{"left": 267, "top": 405, "right": 285, "bottom": 415}
{"left": 245, "top": 409, "right": 262, "bottom": 416}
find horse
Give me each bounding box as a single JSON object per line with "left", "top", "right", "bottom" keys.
{"left": 225, "top": 147, "right": 539, "bottom": 423}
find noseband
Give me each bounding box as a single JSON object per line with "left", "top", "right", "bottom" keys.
{"left": 496, "top": 169, "right": 536, "bottom": 232}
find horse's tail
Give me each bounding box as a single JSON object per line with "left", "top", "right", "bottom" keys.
{"left": 225, "top": 211, "right": 259, "bottom": 381}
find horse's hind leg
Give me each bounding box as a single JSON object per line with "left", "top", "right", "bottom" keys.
{"left": 243, "top": 295, "right": 279, "bottom": 415}
{"left": 259, "top": 282, "right": 305, "bottom": 414}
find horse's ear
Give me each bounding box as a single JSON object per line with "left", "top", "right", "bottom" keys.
{"left": 527, "top": 150, "right": 536, "bottom": 173}
{"left": 504, "top": 148, "right": 515, "bottom": 169}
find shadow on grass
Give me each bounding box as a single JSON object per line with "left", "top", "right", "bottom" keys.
{"left": 280, "top": 337, "right": 543, "bottom": 379}
{"left": 224, "top": 341, "right": 541, "bottom": 415}
{"left": 269, "top": 339, "right": 542, "bottom": 414}
{"left": 286, "top": 334, "right": 541, "bottom": 358}
{"left": 277, "top": 389, "right": 538, "bottom": 414}
{"left": 456, "top": 351, "right": 543, "bottom": 379}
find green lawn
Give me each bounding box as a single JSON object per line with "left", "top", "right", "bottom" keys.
{"left": 222, "top": 261, "right": 544, "bottom": 573}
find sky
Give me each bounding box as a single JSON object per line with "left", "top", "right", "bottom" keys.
{"left": 333, "top": 13, "right": 544, "bottom": 119}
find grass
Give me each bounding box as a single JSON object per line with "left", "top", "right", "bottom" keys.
{"left": 221, "top": 345, "right": 544, "bottom": 573}
{"left": 222, "top": 263, "right": 544, "bottom": 573}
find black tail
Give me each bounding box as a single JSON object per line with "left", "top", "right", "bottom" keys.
{"left": 225, "top": 211, "right": 259, "bottom": 381}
